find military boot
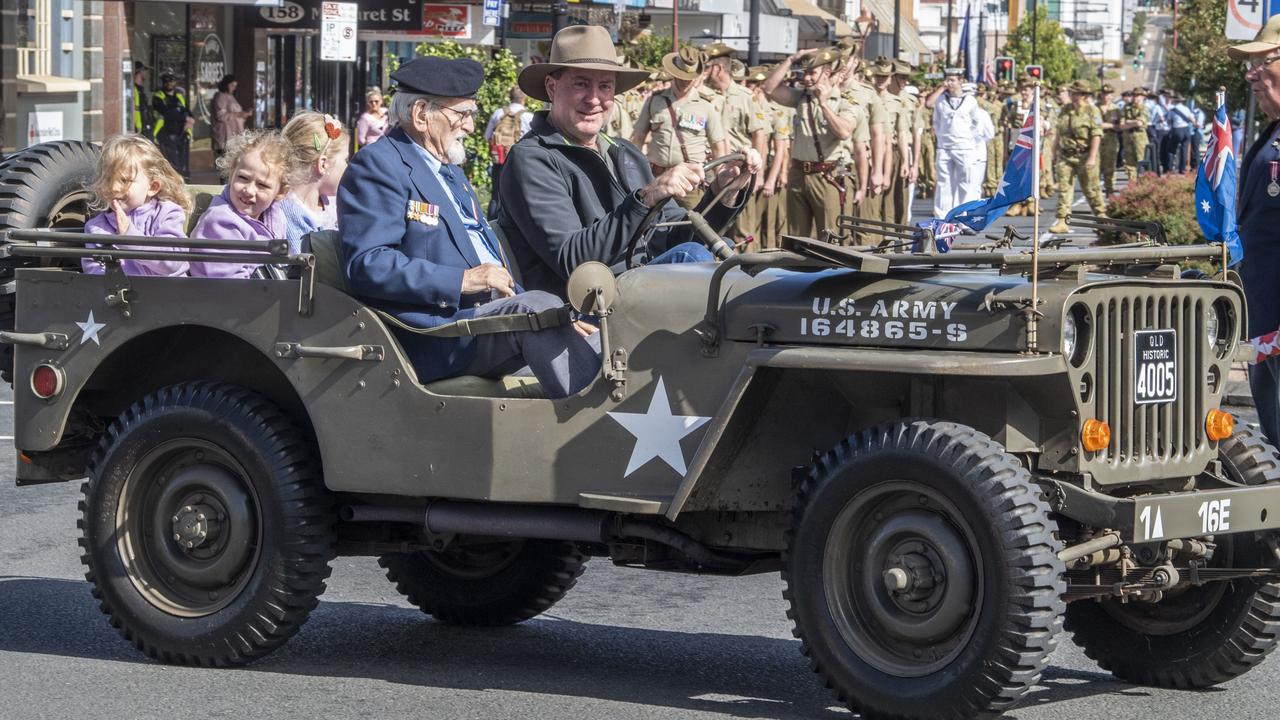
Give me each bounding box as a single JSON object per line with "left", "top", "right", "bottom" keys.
{"left": 1048, "top": 219, "right": 1070, "bottom": 234}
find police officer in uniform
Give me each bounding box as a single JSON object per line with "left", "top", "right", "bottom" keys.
{"left": 1120, "top": 86, "right": 1150, "bottom": 183}
{"left": 152, "top": 73, "right": 194, "bottom": 177}
{"left": 1097, "top": 83, "right": 1123, "bottom": 195}
{"left": 703, "top": 43, "right": 770, "bottom": 245}
{"left": 131, "top": 62, "right": 153, "bottom": 136}
{"left": 632, "top": 47, "right": 727, "bottom": 210}
{"left": 762, "top": 48, "right": 861, "bottom": 240}
{"left": 1049, "top": 80, "right": 1106, "bottom": 233}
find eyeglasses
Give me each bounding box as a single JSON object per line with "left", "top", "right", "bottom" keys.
{"left": 440, "top": 104, "right": 479, "bottom": 122}
{"left": 1245, "top": 54, "right": 1280, "bottom": 73}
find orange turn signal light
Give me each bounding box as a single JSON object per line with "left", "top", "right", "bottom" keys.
{"left": 1206, "top": 409, "right": 1234, "bottom": 442}
{"left": 1081, "top": 419, "right": 1111, "bottom": 452}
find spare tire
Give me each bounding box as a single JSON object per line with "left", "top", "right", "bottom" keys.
{"left": 0, "top": 140, "right": 99, "bottom": 382}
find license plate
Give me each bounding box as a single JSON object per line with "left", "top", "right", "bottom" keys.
{"left": 1134, "top": 329, "right": 1177, "bottom": 405}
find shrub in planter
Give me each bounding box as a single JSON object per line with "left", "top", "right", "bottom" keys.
{"left": 1106, "top": 171, "right": 1219, "bottom": 273}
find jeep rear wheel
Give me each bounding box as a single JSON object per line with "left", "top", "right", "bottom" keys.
{"left": 1066, "top": 428, "right": 1280, "bottom": 688}
{"left": 784, "top": 420, "right": 1066, "bottom": 719}
{"left": 379, "top": 540, "right": 587, "bottom": 626}
{"left": 80, "top": 383, "right": 335, "bottom": 666}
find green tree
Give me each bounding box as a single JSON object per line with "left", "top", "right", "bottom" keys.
{"left": 1001, "top": 6, "right": 1086, "bottom": 86}
{"left": 623, "top": 31, "right": 689, "bottom": 70}
{"left": 412, "top": 41, "right": 521, "bottom": 189}
{"left": 1165, "top": 0, "right": 1248, "bottom": 112}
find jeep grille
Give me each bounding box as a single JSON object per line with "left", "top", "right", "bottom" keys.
{"left": 1091, "top": 291, "right": 1207, "bottom": 467}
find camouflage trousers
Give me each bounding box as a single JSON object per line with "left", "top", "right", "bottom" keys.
{"left": 1054, "top": 156, "right": 1107, "bottom": 219}
{"left": 984, "top": 138, "right": 1004, "bottom": 195}
{"left": 1099, "top": 135, "right": 1120, "bottom": 194}
{"left": 1123, "top": 133, "right": 1148, "bottom": 184}
{"left": 919, "top": 138, "right": 936, "bottom": 194}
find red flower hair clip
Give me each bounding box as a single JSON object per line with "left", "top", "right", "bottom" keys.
{"left": 312, "top": 114, "right": 343, "bottom": 154}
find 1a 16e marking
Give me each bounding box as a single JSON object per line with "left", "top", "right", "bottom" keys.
{"left": 1138, "top": 499, "right": 1231, "bottom": 540}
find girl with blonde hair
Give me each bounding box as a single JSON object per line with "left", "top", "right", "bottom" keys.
{"left": 189, "top": 129, "right": 291, "bottom": 278}
{"left": 83, "top": 133, "right": 191, "bottom": 276}
{"left": 278, "top": 111, "right": 350, "bottom": 250}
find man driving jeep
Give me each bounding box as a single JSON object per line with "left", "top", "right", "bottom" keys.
{"left": 496, "top": 26, "right": 761, "bottom": 296}
{"left": 336, "top": 57, "right": 600, "bottom": 399}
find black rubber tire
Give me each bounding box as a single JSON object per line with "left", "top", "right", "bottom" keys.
{"left": 783, "top": 419, "right": 1066, "bottom": 720}
{"left": 0, "top": 140, "right": 100, "bottom": 383}
{"left": 79, "top": 382, "right": 335, "bottom": 666}
{"left": 379, "top": 540, "right": 587, "bottom": 627}
{"left": 1065, "top": 427, "right": 1280, "bottom": 688}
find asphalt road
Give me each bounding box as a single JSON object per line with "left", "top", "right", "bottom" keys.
{"left": 0, "top": 369, "right": 1274, "bottom": 720}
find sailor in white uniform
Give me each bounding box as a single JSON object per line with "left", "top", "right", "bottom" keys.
{"left": 926, "top": 69, "right": 988, "bottom": 217}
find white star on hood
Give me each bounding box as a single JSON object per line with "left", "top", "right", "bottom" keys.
{"left": 607, "top": 377, "right": 711, "bottom": 477}
{"left": 76, "top": 310, "right": 105, "bottom": 346}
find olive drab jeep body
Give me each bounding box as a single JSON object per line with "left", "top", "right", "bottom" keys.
{"left": 4, "top": 140, "right": 1280, "bottom": 720}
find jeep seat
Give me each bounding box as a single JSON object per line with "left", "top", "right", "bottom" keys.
{"left": 185, "top": 184, "right": 224, "bottom": 235}
{"left": 300, "top": 232, "right": 545, "bottom": 400}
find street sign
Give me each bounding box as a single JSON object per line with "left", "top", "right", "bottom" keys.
{"left": 483, "top": 0, "right": 501, "bottom": 27}
{"left": 1227, "top": 0, "right": 1263, "bottom": 40}
{"left": 319, "top": 2, "right": 357, "bottom": 62}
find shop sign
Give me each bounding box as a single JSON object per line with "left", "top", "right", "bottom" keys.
{"left": 251, "top": 0, "right": 421, "bottom": 31}
{"left": 320, "top": 2, "right": 359, "bottom": 61}
{"left": 507, "top": 10, "right": 550, "bottom": 38}
{"left": 194, "top": 33, "right": 229, "bottom": 121}
{"left": 27, "top": 111, "right": 63, "bottom": 146}
{"left": 483, "top": 0, "right": 501, "bottom": 26}
{"left": 422, "top": 4, "right": 471, "bottom": 37}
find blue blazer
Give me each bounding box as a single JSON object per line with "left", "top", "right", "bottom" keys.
{"left": 337, "top": 126, "right": 503, "bottom": 383}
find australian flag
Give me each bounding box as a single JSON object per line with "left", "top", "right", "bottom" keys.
{"left": 1195, "top": 99, "right": 1243, "bottom": 266}
{"left": 923, "top": 99, "right": 1037, "bottom": 238}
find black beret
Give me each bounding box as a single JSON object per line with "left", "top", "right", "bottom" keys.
{"left": 391, "top": 57, "right": 484, "bottom": 98}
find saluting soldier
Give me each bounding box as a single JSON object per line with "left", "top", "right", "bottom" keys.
{"left": 1120, "top": 86, "right": 1151, "bottom": 183}
{"left": 1097, "top": 83, "right": 1123, "bottom": 195}
{"left": 762, "top": 48, "right": 861, "bottom": 240}
{"left": 703, "top": 43, "right": 770, "bottom": 245}
{"left": 1049, "top": 80, "right": 1107, "bottom": 233}
{"left": 632, "top": 47, "right": 728, "bottom": 210}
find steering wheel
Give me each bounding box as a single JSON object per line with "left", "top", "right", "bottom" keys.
{"left": 622, "top": 153, "right": 751, "bottom": 270}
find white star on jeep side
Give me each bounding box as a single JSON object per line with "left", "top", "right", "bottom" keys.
{"left": 607, "top": 377, "right": 711, "bottom": 477}
{"left": 76, "top": 310, "right": 105, "bottom": 346}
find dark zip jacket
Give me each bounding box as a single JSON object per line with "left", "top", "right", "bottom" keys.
{"left": 496, "top": 110, "right": 742, "bottom": 296}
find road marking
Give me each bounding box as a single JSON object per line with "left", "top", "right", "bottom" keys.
{"left": 0, "top": 400, "right": 12, "bottom": 405}
{"left": 0, "top": 436, "right": 13, "bottom": 440}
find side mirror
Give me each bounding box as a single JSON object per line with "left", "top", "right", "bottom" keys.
{"left": 566, "top": 261, "right": 618, "bottom": 315}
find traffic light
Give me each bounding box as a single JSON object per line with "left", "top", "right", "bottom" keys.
{"left": 1025, "top": 65, "right": 1043, "bottom": 82}
{"left": 995, "top": 56, "right": 1015, "bottom": 83}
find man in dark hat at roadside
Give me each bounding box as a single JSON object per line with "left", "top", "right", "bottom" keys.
{"left": 337, "top": 55, "right": 601, "bottom": 400}
{"left": 497, "top": 26, "right": 759, "bottom": 297}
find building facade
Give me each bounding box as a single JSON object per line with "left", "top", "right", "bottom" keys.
{"left": 1, "top": 0, "right": 98, "bottom": 153}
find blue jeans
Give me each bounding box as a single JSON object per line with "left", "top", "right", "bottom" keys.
{"left": 648, "top": 241, "right": 714, "bottom": 265}
{"left": 1250, "top": 355, "right": 1280, "bottom": 446}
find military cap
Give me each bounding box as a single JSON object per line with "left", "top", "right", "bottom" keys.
{"left": 1017, "top": 78, "right": 1035, "bottom": 90}
{"left": 391, "top": 56, "right": 484, "bottom": 98}
{"left": 1132, "top": 86, "right": 1149, "bottom": 96}
{"left": 871, "top": 56, "right": 896, "bottom": 76}
{"left": 662, "top": 46, "right": 705, "bottom": 81}
{"left": 1099, "top": 83, "right": 1114, "bottom": 93}
{"left": 746, "top": 65, "right": 769, "bottom": 84}
{"left": 837, "top": 36, "right": 859, "bottom": 54}
{"left": 731, "top": 58, "right": 746, "bottom": 80}
{"left": 1228, "top": 14, "right": 1280, "bottom": 60}
{"left": 703, "top": 43, "right": 736, "bottom": 61}
{"left": 802, "top": 48, "right": 842, "bottom": 70}
{"left": 892, "top": 58, "right": 913, "bottom": 76}
{"left": 1068, "top": 79, "right": 1094, "bottom": 94}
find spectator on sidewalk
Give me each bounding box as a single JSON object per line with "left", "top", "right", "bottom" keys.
{"left": 210, "top": 74, "right": 252, "bottom": 160}
{"left": 356, "top": 88, "right": 390, "bottom": 148}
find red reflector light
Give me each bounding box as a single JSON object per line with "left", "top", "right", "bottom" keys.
{"left": 31, "top": 364, "right": 63, "bottom": 399}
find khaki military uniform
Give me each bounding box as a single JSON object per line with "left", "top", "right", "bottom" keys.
{"left": 980, "top": 96, "right": 1005, "bottom": 196}
{"left": 713, "top": 82, "right": 770, "bottom": 244}
{"left": 1098, "top": 99, "right": 1123, "bottom": 194}
{"left": 788, "top": 92, "right": 859, "bottom": 240}
{"left": 877, "top": 89, "right": 910, "bottom": 226}
{"left": 918, "top": 103, "right": 935, "bottom": 196}
{"left": 1040, "top": 99, "right": 1058, "bottom": 196}
{"left": 607, "top": 89, "right": 644, "bottom": 139}
{"left": 762, "top": 101, "right": 794, "bottom": 248}
{"left": 843, "top": 81, "right": 888, "bottom": 224}
{"left": 1055, "top": 102, "right": 1107, "bottom": 220}
{"left": 1121, "top": 100, "right": 1149, "bottom": 183}
{"left": 634, "top": 87, "right": 726, "bottom": 209}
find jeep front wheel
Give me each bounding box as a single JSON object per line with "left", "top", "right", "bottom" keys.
{"left": 79, "top": 383, "right": 335, "bottom": 666}
{"left": 784, "top": 420, "right": 1066, "bottom": 719}
{"left": 379, "top": 539, "right": 587, "bottom": 626}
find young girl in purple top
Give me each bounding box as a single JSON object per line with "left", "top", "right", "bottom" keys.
{"left": 82, "top": 134, "right": 191, "bottom": 276}
{"left": 189, "top": 130, "right": 291, "bottom": 278}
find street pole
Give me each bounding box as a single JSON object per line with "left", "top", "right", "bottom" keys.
{"left": 978, "top": 11, "right": 985, "bottom": 79}
{"left": 1172, "top": 0, "right": 1178, "bottom": 49}
{"left": 499, "top": 0, "right": 507, "bottom": 49}
{"left": 673, "top": 1, "right": 680, "bottom": 52}
{"left": 1032, "top": 1, "right": 1038, "bottom": 65}
{"left": 894, "top": 0, "right": 901, "bottom": 57}
{"left": 748, "top": 0, "right": 760, "bottom": 66}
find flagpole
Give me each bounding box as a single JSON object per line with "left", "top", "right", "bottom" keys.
{"left": 1029, "top": 84, "right": 1042, "bottom": 353}
{"left": 1217, "top": 86, "right": 1228, "bottom": 281}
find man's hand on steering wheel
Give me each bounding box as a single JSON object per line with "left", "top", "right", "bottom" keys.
{"left": 638, "top": 163, "right": 703, "bottom": 207}
{"left": 709, "top": 148, "right": 763, "bottom": 198}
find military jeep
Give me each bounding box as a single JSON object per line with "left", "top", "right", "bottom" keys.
{"left": 3, "top": 141, "right": 1280, "bottom": 720}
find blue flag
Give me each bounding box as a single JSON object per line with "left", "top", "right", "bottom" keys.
{"left": 1195, "top": 99, "right": 1243, "bottom": 266}
{"left": 935, "top": 98, "right": 1038, "bottom": 234}
{"left": 957, "top": 5, "right": 974, "bottom": 82}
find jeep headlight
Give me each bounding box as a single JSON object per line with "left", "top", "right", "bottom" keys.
{"left": 1063, "top": 314, "right": 1078, "bottom": 360}
{"left": 1064, "top": 304, "right": 1091, "bottom": 367}
{"left": 1206, "top": 306, "right": 1220, "bottom": 348}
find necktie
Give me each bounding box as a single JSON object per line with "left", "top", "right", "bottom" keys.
{"left": 439, "top": 164, "right": 504, "bottom": 266}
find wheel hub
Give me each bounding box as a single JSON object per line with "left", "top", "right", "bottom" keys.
{"left": 171, "top": 502, "right": 222, "bottom": 550}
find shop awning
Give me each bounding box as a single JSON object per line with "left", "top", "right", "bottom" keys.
{"left": 775, "top": 0, "right": 855, "bottom": 39}
{"left": 16, "top": 75, "right": 91, "bottom": 93}
{"left": 860, "top": 0, "right": 931, "bottom": 57}
{"left": 133, "top": 1, "right": 282, "bottom": 5}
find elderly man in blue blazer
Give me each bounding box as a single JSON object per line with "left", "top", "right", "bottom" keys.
{"left": 337, "top": 57, "right": 600, "bottom": 399}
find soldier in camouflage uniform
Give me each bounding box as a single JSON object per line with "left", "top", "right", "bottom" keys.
{"left": 1097, "top": 83, "right": 1123, "bottom": 195}
{"left": 1039, "top": 87, "right": 1061, "bottom": 198}
{"left": 979, "top": 85, "right": 1005, "bottom": 197}
{"left": 1120, "top": 86, "right": 1151, "bottom": 184}
{"left": 1049, "top": 80, "right": 1106, "bottom": 233}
